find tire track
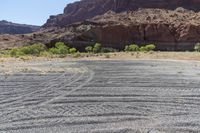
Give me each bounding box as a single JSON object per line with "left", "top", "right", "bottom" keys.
{"left": 1, "top": 60, "right": 200, "bottom": 132}
{"left": 40, "top": 65, "right": 94, "bottom": 106}
{"left": 0, "top": 64, "right": 83, "bottom": 109}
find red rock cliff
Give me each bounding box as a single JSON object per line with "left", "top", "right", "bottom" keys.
{"left": 43, "top": 0, "right": 200, "bottom": 27}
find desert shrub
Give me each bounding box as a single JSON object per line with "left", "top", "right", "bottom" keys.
{"left": 139, "top": 44, "right": 156, "bottom": 52}
{"left": 20, "top": 43, "right": 46, "bottom": 56}
{"left": 55, "top": 42, "right": 65, "bottom": 49}
{"left": 72, "top": 52, "right": 81, "bottom": 58}
{"left": 93, "top": 43, "right": 102, "bottom": 53}
{"left": 139, "top": 46, "right": 147, "bottom": 52}
{"left": 49, "top": 42, "right": 69, "bottom": 55}
{"left": 101, "top": 47, "right": 118, "bottom": 53}
{"left": 55, "top": 42, "right": 69, "bottom": 54}
{"left": 9, "top": 43, "right": 46, "bottom": 57}
{"left": 85, "top": 46, "right": 93, "bottom": 53}
{"left": 31, "top": 43, "right": 46, "bottom": 52}
{"left": 0, "top": 50, "right": 10, "bottom": 57}
{"left": 194, "top": 43, "right": 200, "bottom": 52}
{"left": 69, "top": 48, "right": 77, "bottom": 54}
{"left": 129, "top": 44, "right": 140, "bottom": 51}
{"left": 10, "top": 48, "right": 19, "bottom": 57}
{"left": 40, "top": 51, "right": 53, "bottom": 57}
{"left": 48, "top": 48, "right": 60, "bottom": 54}
{"left": 124, "top": 44, "right": 139, "bottom": 52}
{"left": 124, "top": 45, "right": 130, "bottom": 52}
{"left": 145, "top": 44, "right": 156, "bottom": 51}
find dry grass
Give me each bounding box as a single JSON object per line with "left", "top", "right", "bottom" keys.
{"left": 0, "top": 52, "right": 200, "bottom": 75}
{"left": 74, "top": 52, "right": 200, "bottom": 61}
{"left": 0, "top": 52, "right": 200, "bottom": 62}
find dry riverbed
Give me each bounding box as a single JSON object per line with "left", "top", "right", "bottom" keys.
{"left": 0, "top": 52, "right": 200, "bottom": 132}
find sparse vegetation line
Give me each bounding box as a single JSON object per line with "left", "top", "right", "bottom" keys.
{"left": 1, "top": 42, "right": 200, "bottom": 60}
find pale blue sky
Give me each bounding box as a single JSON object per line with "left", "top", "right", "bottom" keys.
{"left": 0, "top": 0, "right": 78, "bottom": 26}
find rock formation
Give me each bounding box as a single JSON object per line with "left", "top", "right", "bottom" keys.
{"left": 2, "top": 0, "right": 200, "bottom": 51}
{"left": 0, "top": 20, "right": 40, "bottom": 34}
{"left": 44, "top": 0, "right": 200, "bottom": 27}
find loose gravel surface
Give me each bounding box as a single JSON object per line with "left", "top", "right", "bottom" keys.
{"left": 0, "top": 60, "right": 200, "bottom": 133}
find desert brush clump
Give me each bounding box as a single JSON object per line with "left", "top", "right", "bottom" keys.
{"left": 48, "top": 42, "right": 69, "bottom": 55}
{"left": 10, "top": 43, "right": 46, "bottom": 57}
{"left": 124, "top": 44, "right": 139, "bottom": 52}
{"left": 85, "top": 43, "right": 117, "bottom": 54}
{"left": 93, "top": 43, "right": 102, "bottom": 53}
{"left": 124, "top": 44, "right": 156, "bottom": 52}
{"left": 85, "top": 46, "right": 93, "bottom": 53}
{"left": 194, "top": 43, "right": 200, "bottom": 52}
{"left": 69, "top": 48, "right": 77, "bottom": 54}
{"left": 8, "top": 42, "right": 79, "bottom": 58}
{"left": 144, "top": 44, "right": 156, "bottom": 51}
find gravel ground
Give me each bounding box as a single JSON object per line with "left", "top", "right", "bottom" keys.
{"left": 0, "top": 60, "right": 200, "bottom": 133}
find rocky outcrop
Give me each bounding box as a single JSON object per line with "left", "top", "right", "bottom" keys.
{"left": 42, "top": 8, "right": 200, "bottom": 51}
{"left": 44, "top": 0, "right": 200, "bottom": 27}
{"left": 3, "top": 8, "right": 200, "bottom": 51}
{"left": 0, "top": 20, "right": 40, "bottom": 34}
{"left": 2, "top": 1, "right": 200, "bottom": 51}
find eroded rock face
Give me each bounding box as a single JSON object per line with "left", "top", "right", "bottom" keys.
{"left": 43, "top": 0, "right": 200, "bottom": 27}
{"left": 4, "top": 8, "right": 200, "bottom": 51}
{"left": 2, "top": 1, "right": 200, "bottom": 51}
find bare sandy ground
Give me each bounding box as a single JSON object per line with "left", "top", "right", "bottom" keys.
{"left": 0, "top": 53, "right": 200, "bottom": 132}
{"left": 1, "top": 52, "right": 200, "bottom": 63}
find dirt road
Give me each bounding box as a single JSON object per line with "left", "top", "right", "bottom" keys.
{"left": 0, "top": 60, "right": 200, "bottom": 133}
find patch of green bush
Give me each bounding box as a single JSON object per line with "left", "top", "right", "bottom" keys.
{"left": 10, "top": 43, "right": 46, "bottom": 57}
{"left": 194, "top": 43, "right": 200, "bottom": 52}
{"left": 144, "top": 44, "right": 156, "bottom": 51}
{"left": 40, "top": 51, "right": 53, "bottom": 57}
{"left": 93, "top": 43, "right": 102, "bottom": 53}
{"left": 72, "top": 52, "right": 82, "bottom": 58}
{"left": 124, "top": 44, "right": 139, "bottom": 52}
{"left": 20, "top": 43, "right": 46, "bottom": 55}
{"left": 125, "top": 44, "right": 156, "bottom": 52}
{"left": 139, "top": 46, "right": 147, "bottom": 52}
{"left": 69, "top": 48, "right": 77, "bottom": 54}
{"left": 48, "top": 42, "right": 69, "bottom": 55}
{"left": 85, "top": 46, "right": 93, "bottom": 53}
{"left": 48, "top": 48, "right": 60, "bottom": 55}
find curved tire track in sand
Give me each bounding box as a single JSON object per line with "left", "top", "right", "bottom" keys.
{"left": 0, "top": 60, "right": 200, "bottom": 132}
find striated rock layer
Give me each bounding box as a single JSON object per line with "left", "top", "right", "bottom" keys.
{"left": 44, "top": 0, "right": 200, "bottom": 27}
{"left": 2, "top": 0, "right": 200, "bottom": 51}
{"left": 41, "top": 8, "right": 200, "bottom": 51}
{"left": 3, "top": 8, "right": 200, "bottom": 51}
